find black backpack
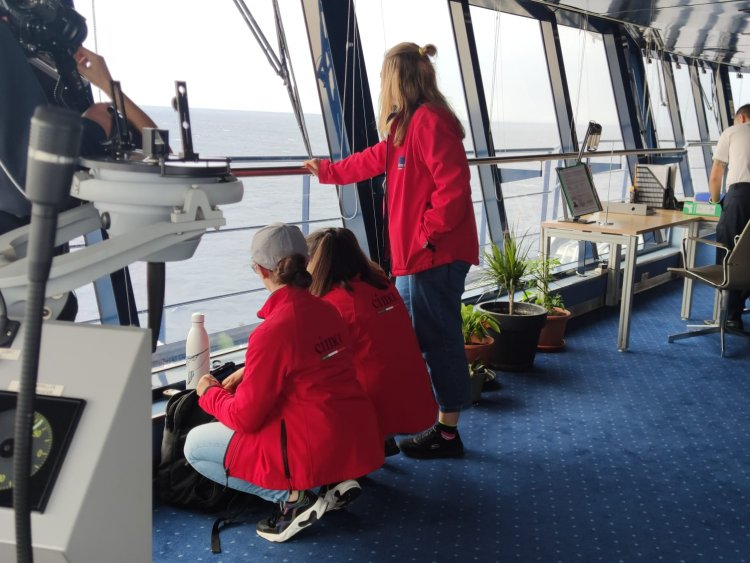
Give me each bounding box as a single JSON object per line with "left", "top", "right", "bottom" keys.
{"left": 157, "top": 361, "right": 257, "bottom": 510}
{"left": 157, "top": 362, "right": 263, "bottom": 552}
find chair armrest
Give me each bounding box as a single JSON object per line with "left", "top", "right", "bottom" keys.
{"left": 681, "top": 236, "right": 729, "bottom": 266}
{"left": 686, "top": 237, "right": 726, "bottom": 249}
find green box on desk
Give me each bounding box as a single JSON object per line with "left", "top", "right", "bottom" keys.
{"left": 682, "top": 200, "right": 722, "bottom": 217}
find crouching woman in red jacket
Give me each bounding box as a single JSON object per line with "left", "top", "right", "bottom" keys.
{"left": 185, "top": 223, "right": 383, "bottom": 543}
{"left": 306, "top": 227, "right": 438, "bottom": 454}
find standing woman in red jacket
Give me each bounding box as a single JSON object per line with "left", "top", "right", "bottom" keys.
{"left": 305, "top": 43, "right": 479, "bottom": 459}
{"left": 306, "top": 227, "right": 438, "bottom": 454}
{"left": 184, "top": 223, "right": 383, "bottom": 543}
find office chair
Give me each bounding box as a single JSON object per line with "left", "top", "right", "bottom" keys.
{"left": 668, "top": 221, "right": 750, "bottom": 356}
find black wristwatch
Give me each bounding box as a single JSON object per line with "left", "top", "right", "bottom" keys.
{"left": 423, "top": 240, "right": 436, "bottom": 252}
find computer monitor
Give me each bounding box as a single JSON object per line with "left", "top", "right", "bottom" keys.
{"left": 556, "top": 163, "right": 603, "bottom": 223}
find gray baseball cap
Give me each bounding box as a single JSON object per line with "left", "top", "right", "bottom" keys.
{"left": 250, "top": 222, "right": 308, "bottom": 270}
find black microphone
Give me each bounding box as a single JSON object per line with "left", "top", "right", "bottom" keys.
{"left": 26, "top": 105, "right": 82, "bottom": 203}
{"left": 14, "top": 104, "right": 81, "bottom": 563}
{"left": 24, "top": 105, "right": 81, "bottom": 284}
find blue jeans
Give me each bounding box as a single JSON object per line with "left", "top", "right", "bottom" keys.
{"left": 395, "top": 261, "right": 470, "bottom": 413}
{"left": 184, "top": 422, "right": 289, "bottom": 504}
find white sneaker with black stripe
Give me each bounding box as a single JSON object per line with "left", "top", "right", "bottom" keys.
{"left": 321, "top": 480, "right": 362, "bottom": 511}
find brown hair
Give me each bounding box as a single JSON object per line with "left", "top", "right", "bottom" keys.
{"left": 736, "top": 104, "right": 750, "bottom": 119}
{"left": 273, "top": 254, "right": 312, "bottom": 288}
{"left": 307, "top": 228, "right": 389, "bottom": 297}
{"left": 377, "top": 42, "right": 464, "bottom": 146}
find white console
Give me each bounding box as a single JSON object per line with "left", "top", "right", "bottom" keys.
{"left": 0, "top": 321, "right": 152, "bottom": 563}
{"left": 603, "top": 201, "right": 653, "bottom": 216}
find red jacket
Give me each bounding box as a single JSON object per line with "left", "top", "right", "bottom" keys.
{"left": 318, "top": 104, "right": 479, "bottom": 276}
{"left": 199, "top": 286, "right": 383, "bottom": 491}
{"left": 322, "top": 279, "right": 437, "bottom": 437}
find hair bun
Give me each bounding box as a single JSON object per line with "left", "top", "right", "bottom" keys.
{"left": 421, "top": 44, "right": 437, "bottom": 57}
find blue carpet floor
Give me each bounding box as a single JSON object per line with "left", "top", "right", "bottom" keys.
{"left": 152, "top": 280, "right": 750, "bottom": 562}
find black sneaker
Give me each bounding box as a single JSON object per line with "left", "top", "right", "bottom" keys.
{"left": 321, "top": 480, "right": 361, "bottom": 511}
{"left": 398, "top": 424, "right": 465, "bottom": 459}
{"left": 255, "top": 490, "right": 327, "bottom": 542}
{"left": 384, "top": 436, "right": 400, "bottom": 457}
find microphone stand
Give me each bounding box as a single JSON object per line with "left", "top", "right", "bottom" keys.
{"left": 14, "top": 106, "right": 82, "bottom": 563}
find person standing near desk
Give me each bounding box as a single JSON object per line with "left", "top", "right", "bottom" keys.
{"left": 709, "top": 103, "right": 750, "bottom": 330}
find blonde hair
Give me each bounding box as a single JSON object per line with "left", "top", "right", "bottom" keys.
{"left": 377, "top": 42, "right": 464, "bottom": 146}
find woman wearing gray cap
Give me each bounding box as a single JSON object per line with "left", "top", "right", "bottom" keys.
{"left": 184, "top": 222, "right": 383, "bottom": 543}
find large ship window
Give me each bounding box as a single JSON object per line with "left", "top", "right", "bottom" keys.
{"left": 558, "top": 25, "right": 628, "bottom": 200}
{"left": 698, "top": 66, "right": 721, "bottom": 142}
{"left": 730, "top": 71, "right": 748, "bottom": 110}
{"left": 641, "top": 55, "right": 687, "bottom": 198}
{"left": 469, "top": 6, "right": 561, "bottom": 256}
{"left": 672, "top": 61, "right": 709, "bottom": 193}
{"left": 68, "top": 2, "right": 341, "bottom": 368}
{"left": 557, "top": 24, "right": 629, "bottom": 265}
{"left": 353, "top": 0, "right": 486, "bottom": 274}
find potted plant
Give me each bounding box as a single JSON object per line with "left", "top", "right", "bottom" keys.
{"left": 468, "top": 360, "right": 495, "bottom": 404}
{"left": 461, "top": 303, "right": 500, "bottom": 365}
{"left": 523, "top": 255, "right": 572, "bottom": 351}
{"left": 476, "top": 230, "right": 547, "bottom": 371}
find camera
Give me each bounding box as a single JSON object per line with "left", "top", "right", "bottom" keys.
{"left": 0, "top": 0, "right": 87, "bottom": 57}
{"left": 1, "top": 0, "right": 92, "bottom": 112}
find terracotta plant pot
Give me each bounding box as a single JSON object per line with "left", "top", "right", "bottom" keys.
{"left": 537, "top": 307, "right": 571, "bottom": 352}
{"left": 464, "top": 335, "right": 494, "bottom": 365}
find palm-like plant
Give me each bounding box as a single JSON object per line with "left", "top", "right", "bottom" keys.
{"left": 523, "top": 255, "right": 565, "bottom": 313}
{"left": 482, "top": 230, "right": 532, "bottom": 315}
{"left": 461, "top": 303, "right": 500, "bottom": 344}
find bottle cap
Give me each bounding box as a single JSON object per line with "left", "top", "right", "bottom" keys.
{"left": 191, "top": 312, "right": 205, "bottom": 323}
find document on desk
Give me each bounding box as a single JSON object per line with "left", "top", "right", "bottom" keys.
{"left": 558, "top": 164, "right": 602, "bottom": 216}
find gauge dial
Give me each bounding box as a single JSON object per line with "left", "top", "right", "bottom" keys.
{"left": 0, "top": 391, "right": 86, "bottom": 512}
{"left": 0, "top": 409, "right": 54, "bottom": 491}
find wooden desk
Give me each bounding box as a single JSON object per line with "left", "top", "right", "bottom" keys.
{"left": 541, "top": 209, "right": 707, "bottom": 351}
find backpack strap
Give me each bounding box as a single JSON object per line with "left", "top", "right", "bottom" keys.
{"left": 209, "top": 494, "right": 261, "bottom": 553}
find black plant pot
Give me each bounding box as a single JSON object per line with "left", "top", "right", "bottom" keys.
{"left": 477, "top": 301, "right": 547, "bottom": 372}
{"left": 469, "top": 372, "right": 485, "bottom": 404}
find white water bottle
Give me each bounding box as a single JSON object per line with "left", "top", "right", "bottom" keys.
{"left": 185, "top": 312, "right": 210, "bottom": 389}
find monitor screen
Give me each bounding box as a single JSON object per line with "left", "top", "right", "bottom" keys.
{"left": 556, "top": 163, "right": 603, "bottom": 219}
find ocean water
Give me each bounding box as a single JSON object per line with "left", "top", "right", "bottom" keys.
{"left": 72, "top": 107, "right": 629, "bottom": 350}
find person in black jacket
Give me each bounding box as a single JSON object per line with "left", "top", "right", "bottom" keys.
{"left": 1, "top": 20, "right": 158, "bottom": 236}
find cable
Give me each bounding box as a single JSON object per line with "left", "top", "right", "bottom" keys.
{"left": 0, "top": 154, "right": 28, "bottom": 198}
{"left": 569, "top": 14, "right": 590, "bottom": 147}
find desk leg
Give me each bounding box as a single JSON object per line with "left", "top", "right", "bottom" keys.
{"left": 606, "top": 243, "right": 622, "bottom": 307}
{"left": 680, "top": 222, "right": 699, "bottom": 319}
{"left": 617, "top": 236, "right": 638, "bottom": 351}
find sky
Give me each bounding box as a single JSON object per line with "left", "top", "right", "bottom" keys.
{"left": 73, "top": 0, "right": 622, "bottom": 130}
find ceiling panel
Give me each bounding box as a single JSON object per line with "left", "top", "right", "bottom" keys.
{"left": 543, "top": 0, "right": 750, "bottom": 67}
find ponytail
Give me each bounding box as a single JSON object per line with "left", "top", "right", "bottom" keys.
{"left": 275, "top": 254, "right": 312, "bottom": 288}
